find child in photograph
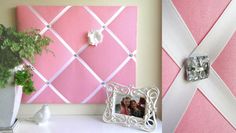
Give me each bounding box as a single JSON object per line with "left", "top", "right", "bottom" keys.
{"left": 138, "top": 97, "right": 146, "bottom": 113}
{"left": 120, "top": 97, "right": 131, "bottom": 115}
{"left": 130, "top": 100, "right": 145, "bottom": 118}
{"left": 138, "top": 97, "right": 146, "bottom": 108}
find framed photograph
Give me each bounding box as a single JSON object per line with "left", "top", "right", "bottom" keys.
{"left": 103, "top": 82, "right": 159, "bottom": 132}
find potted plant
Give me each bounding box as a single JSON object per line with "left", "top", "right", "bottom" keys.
{"left": 0, "top": 24, "right": 51, "bottom": 128}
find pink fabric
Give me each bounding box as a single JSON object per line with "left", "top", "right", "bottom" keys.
{"left": 16, "top": 6, "right": 137, "bottom": 104}
{"left": 80, "top": 31, "right": 127, "bottom": 79}
{"left": 163, "top": 0, "right": 235, "bottom": 132}
{"left": 212, "top": 32, "right": 236, "bottom": 97}
{"left": 88, "top": 6, "right": 121, "bottom": 23}
{"left": 16, "top": 6, "right": 45, "bottom": 31}
{"left": 52, "top": 6, "right": 101, "bottom": 52}
{"left": 34, "top": 31, "right": 72, "bottom": 80}
{"left": 33, "top": 6, "right": 66, "bottom": 23}
{"left": 89, "top": 60, "right": 136, "bottom": 103}
{"left": 172, "top": 0, "right": 231, "bottom": 44}
{"left": 33, "top": 87, "right": 65, "bottom": 103}
{"left": 162, "top": 49, "right": 180, "bottom": 97}
{"left": 108, "top": 7, "right": 137, "bottom": 52}
{"left": 175, "top": 90, "right": 235, "bottom": 133}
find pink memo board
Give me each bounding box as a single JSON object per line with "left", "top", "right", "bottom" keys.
{"left": 16, "top": 6, "right": 137, "bottom": 104}
{"left": 163, "top": 0, "right": 235, "bottom": 132}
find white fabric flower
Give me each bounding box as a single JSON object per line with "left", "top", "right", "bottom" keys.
{"left": 88, "top": 30, "right": 103, "bottom": 46}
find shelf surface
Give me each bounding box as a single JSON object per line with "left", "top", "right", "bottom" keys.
{"left": 15, "top": 115, "right": 162, "bottom": 133}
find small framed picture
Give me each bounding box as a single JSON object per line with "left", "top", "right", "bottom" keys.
{"left": 103, "top": 82, "right": 159, "bottom": 132}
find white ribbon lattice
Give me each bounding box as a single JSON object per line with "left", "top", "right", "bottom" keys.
{"left": 24, "top": 6, "right": 136, "bottom": 104}
{"left": 163, "top": 0, "right": 236, "bottom": 132}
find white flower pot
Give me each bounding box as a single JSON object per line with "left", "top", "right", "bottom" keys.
{"left": 0, "top": 82, "right": 22, "bottom": 128}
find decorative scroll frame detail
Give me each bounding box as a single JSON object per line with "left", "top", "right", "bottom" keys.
{"left": 103, "top": 82, "right": 159, "bottom": 132}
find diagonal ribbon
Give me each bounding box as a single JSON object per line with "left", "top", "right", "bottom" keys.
{"left": 163, "top": 0, "right": 236, "bottom": 132}
{"left": 25, "top": 5, "right": 137, "bottom": 104}
{"left": 81, "top": 6, "right": 137, "bottom": 103}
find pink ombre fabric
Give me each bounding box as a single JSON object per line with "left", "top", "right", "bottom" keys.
{"left": 163, "top": 0, "right": 235, "bottom": 132}
{"left": 16, "top": 6, "right": 137, "bottom": 104}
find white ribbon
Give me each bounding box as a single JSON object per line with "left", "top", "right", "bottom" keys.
{"left": 25, "top": 5, "right": 136, "bottom": 104}
{"left": 163, "top": 0, "right": 236, "bottom": 132}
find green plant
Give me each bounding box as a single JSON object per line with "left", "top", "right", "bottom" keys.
{"left": 15, "top": 66, "right": 35, "bottom": 95}
{"left": 0, "top": 24, "right": 51, "bottom": 94}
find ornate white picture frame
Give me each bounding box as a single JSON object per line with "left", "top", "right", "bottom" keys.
{"left": 103, "top": 82, "right": 159, "bottom": 132}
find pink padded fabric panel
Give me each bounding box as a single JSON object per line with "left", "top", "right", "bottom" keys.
{"left": 16, "top": 6, "right": 137, "bottom": 104}
{"left": 163, "top": 0, "right": 235, "bottom": 132}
